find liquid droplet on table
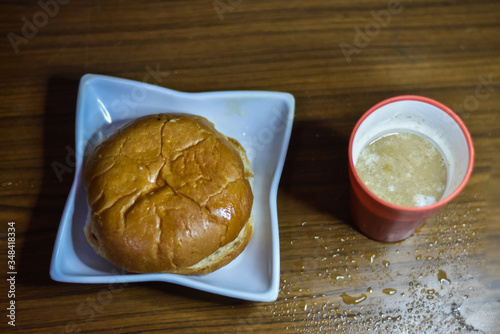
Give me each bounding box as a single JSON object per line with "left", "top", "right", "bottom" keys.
{"left": 340, "top": 293, "right": 367, "bottom": 305}
{"left": 365, "top": 251, "right": 377, "bottom": 263}
{"left": 438, "top": 270, "right": 451, "bottom": 284}
{"left": 382, "top": 288, "right": 397, "bottom": 295}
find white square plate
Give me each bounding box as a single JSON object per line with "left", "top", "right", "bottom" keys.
{"left": 49, "top": 74, "right": 294, "bottom": 302}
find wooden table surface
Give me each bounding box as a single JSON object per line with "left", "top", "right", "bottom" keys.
{"left": 1, "top": 0, "right": 499, "bottom": 333}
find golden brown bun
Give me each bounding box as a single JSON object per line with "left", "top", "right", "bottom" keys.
{"left": 83, "top": 114, "right": 254, "bottom": 275}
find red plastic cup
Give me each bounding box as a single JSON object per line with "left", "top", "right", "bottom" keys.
{"left": 348, "top": 96, "right": 474, "bottom": 242}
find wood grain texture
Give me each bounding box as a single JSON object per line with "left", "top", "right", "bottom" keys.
{"left": 0, "top": 0, "right": 499, "bottom": 333}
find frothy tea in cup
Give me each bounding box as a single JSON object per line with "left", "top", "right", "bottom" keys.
{"left": 355, "top": 132, "right": 447, "bottom": 207}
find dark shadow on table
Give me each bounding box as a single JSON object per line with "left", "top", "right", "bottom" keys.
{"left": 17, "top": 75, "right": 81, "bottom": 287}
{"left": 278, "top": 118, "right": 355, "bottom": 227}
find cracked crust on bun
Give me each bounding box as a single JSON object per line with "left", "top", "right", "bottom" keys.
{"left": 83, "top": 114, "right": 254, "bottom": 275}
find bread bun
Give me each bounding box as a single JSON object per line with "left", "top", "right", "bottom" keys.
{"left": 83, "top": 114, "right": 254, "bottom": 275}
